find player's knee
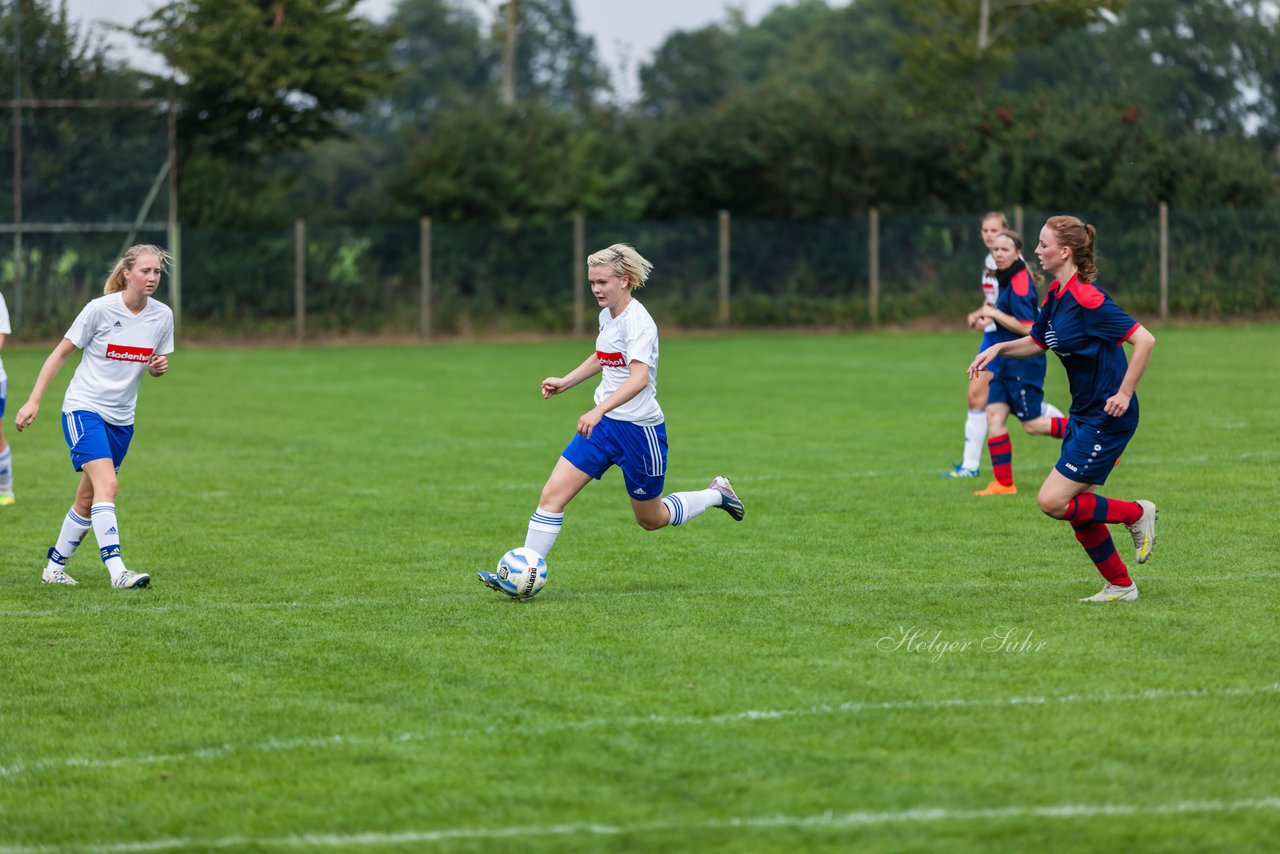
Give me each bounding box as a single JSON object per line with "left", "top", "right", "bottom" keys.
{"left": 94, "top": 479, "right": 120, "bottom": 504}
{"left": 1037, "top": 492, "right": 1067, "bottom": 519}
{"left": 636, "top": 515, "right": 666, "bottom": 532}
{"left": 537, "top": 490, "right": 566, "bottom": 514}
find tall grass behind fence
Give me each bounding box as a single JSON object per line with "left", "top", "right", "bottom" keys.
{"left": 4, "top": 207, "right": 1277, "bottom": 339}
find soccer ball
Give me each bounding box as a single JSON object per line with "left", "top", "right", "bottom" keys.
{"left": 495, "top": 547, "right": 548, "bottom": 600}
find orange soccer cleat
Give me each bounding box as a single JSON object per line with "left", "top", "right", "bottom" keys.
{"left": 974, "top": 480, "right": 1018, "bottom": 496}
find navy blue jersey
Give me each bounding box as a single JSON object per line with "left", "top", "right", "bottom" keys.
{"left": 992, "top": 258, "right": 1046, "bottom": 380}
{"left": 1030, "top": 274, "right": 1141, "bottom": 427}
{"left": 992, "top": 259, "right": 1039, "bottom": 344}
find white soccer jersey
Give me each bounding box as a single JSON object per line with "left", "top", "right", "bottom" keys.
{"left": 981, "top": 253, "right": 998, "bottom": 333}
{"left": 593, "top": 298, "right": 663, "bottom": 427}
{"left": 62, "top": 293, "right": 174, "bottom": 425}
{"left": 0, "top": 292, "right": 10, "bottom": 384}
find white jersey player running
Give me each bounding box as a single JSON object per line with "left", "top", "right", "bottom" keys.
{"left": 15, "top": 244, "right": 175, "bottom": 589}
{"left": 479, "top": 243, "right": 744, "bottom": 594}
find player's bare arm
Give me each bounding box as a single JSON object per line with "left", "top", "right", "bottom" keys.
{"left": 15, "top": 338, "right": 78, "bottom": 432}
{"left": 148, "top": 354, "right": 169, "bottom": 377}
{"left": 1105, "top": 326, "right": 1156, "bottom": 417}
{"left": 542, "top": 354, "right": 603, "bottom": 399}
{"left": 977, "top": 305, "right": 1034, "bottom": 336}
{"left": 969, "top": 336, "right": 1041, "bottom": 378}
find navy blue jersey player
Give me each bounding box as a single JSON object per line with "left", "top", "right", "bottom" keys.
{"left": 969, "top": 229, "right": 1068, "bottom": 497}
{"left": 970, "top": 216, "right": 1158, "bottom": 603}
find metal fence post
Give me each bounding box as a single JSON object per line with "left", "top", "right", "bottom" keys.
{"left": 419, "top": 216, "right": 432, "bottom": 339}
{"left": 718, "top": 210, "right": 730, "bottom": 326}
{"left": 294, "top": 218, "right": 306, "bottom": 342}
{"left": 573, "top": 213, "right": 585, "bottom": 335}
{"left": 167, "top": 222, "right": 182, "bottom": 338}
{"left": 1159, "top": 201, "right": 1169, "bottom": 323}
{"left": 869, "top": 207, "right": 880, "bottom": 326}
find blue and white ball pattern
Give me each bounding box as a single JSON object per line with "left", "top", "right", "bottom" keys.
{"left": 496, "top": 547, "right": 548, "bottom": 600}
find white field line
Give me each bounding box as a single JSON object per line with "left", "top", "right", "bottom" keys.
{"left": 2, "top": 797, "right": 1279, "bottom": 852}
{"left": 2, "top": 683, "right": 1276, "bottom": 781}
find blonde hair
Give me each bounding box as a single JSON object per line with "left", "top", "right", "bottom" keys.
{"left": 1044, "top": 216, "right": 1098, "bottom": 283}
{"left": 104, "top": 244, "right": 170, "bottom": 295}
{"left": 587, "top": 243, "right": 653, "bottom": 290}
{"left": 982, "top": 211, "right": 1009, "bottom": 228}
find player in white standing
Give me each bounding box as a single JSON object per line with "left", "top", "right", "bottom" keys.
{"left": 0, "top": 288, "right": 13, "bottom": 505}
{"left": 479, "top": 244, "right": 743, "bottom": 592}
{"left": 943, "top": 212, "right": 1007, "bottom": 478}
{"left": 15, "top": 244, "right": 174, "bottom": 588}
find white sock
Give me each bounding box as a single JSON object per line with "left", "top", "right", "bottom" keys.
{"left": 661, "top": 488, "right": 720, "bottom": 526}
{"left": 91, "top": 502, "right": 127, "bottom": 579}
{"left": 46, "top": 507, "right": 92, "bottom": 571}
{"left": 963, "top": 409, "right": 986, "bottom": 471}
{"left": 0, "top": 446, "right": 12, "bottom": 495}
{"left": 525, "top": 507, "right": 564, "bottom": 559}
{"left": 1041, "top": 401, "right": 1064, "bottom": 419}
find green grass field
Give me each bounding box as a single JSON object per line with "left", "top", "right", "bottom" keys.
{"left": 1, "top": 326, "right": 1278, "bottom": 852}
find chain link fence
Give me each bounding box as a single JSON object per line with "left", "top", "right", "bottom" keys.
{"left": 3, "top": 207, "right": 1276, "bottom": 339}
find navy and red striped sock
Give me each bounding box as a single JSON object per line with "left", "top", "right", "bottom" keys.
{"left": 1071, "top": 521, "right": 1132, "bottom": 586}
{"left": 1064, "top": 492, "right": 1143, "bottom": 526}
{"left": 987, "top": 434, "right": 1013, "bottom": 486}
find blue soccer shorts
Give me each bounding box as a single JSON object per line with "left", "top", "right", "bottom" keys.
{"left": 561, "top": 416, "right": 667, "bottom": 500}
{"left": 1054, "top": 417, "right": 1134, "bottom": 486}
{"left": 62, "top": 410, "right": 133, "bottom": 472}
{"left": 977, "top": 330, "right": 1001, "bottom": 374}
{"left": 0, "top": 379, "right": 6, "bottom": 418}
{"left": 987, "top": 370, "right": 1045, "bottom": 422}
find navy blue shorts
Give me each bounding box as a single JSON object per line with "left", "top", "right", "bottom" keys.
{"left": 1054, "top": 417, "right": 1134, "bottom": 486}
{"left": 0, "top": 378, "right": 6, "bottom": 418}
{"left": 562, "top": 416, "right": 667, "bottom": 500}
{"left": 62, "top": 410, "right": 133, "bottom": 472}
{"left": 977, "top": 330, "right": 1001, "bottom": 374}
{"left": 988, "top": 371, "right": 1045, "bottom": 422}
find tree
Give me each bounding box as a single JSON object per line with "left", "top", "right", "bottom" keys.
{"left": 135, "top": 0, "right": 395, "bottom": 163}
{"left": 894, "top": 0, "right": 1125, "bottom": 105}
{"left": 0, "top": 0, "right": 160, "bottom": 224}
{"left": 1011, "top": 0, "right": 1280, "bottom": 139}
{"left": 638, "top": 26, "right": 742, "bottom": 119}
{"left": 389, "top": 99, "right": 644, "bottom": 223}
{"left": 374, "top": 0, "right": 493, "bottom": 132}
{"left": 507, "top": 0, "right": 611, "bottom": 109}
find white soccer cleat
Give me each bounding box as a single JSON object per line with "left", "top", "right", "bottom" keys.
{"left": 708, "top": 476, "right": 744, "bottom": 521}
{"left": 1126, "top": 500, "right": 1158, "bottom": 564}
{"left": 41, "top": 567, "right": 79, "bottom": 585}
{"left": 112, "top": 570, "right": 151, "bottom": 589}
{"left": 1079, "top": 582, "right": 1138, "bottom": 603}
{"left": 941, "top": 463, "right": 980, "bottom": 479}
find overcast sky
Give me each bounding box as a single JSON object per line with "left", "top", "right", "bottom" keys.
{"left": 61, "top": 0, "right": 793, "bottom": 100}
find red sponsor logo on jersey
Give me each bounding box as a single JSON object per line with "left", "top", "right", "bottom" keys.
{"left": 596, "top": 350, "right": 626, "bottom": 367}
{"left": 105, "top": 344, "right": 155, "bottom": 363}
